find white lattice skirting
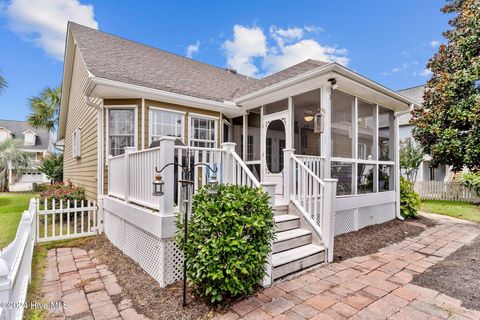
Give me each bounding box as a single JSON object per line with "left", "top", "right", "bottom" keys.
{"left": 104, "top": 209, "right": 183, "bottom": 287}
{"left": 334, "top": 202, "right": 395, "bottom": 236}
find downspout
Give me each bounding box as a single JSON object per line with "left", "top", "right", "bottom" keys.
{"left": 394, "top": 104, "right": 414, "bottom": 220}
{"left": 85, "top": 96, "right": 104, "bottom": 199}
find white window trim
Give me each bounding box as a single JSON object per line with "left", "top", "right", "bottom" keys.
{"left": 105, "top": 105, "right": 138, "bottom": 157}
{"left": 188, "top": 113, "right": 219, "bottom": 148}
{"left": 148, "top": 106, "right": 185, "bottom": 144}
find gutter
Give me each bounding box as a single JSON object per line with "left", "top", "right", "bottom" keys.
{"left": 89, "top": 77, "right": 242, "bottom": 117}
{"left": 85, "top": 96, "right": 104, "bottom": 199}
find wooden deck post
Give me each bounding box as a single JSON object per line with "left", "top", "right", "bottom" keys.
{"left": 221, "top": 142, "right": 236, "bottom": 184}
{"left": 158, "top": 137, "right": 176, "bottom": 216}
{"left": 123, "top": 147, "right": 136, "bottom": 203}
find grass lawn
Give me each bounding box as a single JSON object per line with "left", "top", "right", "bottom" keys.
{"left": 0, "top": 192, "right": 37, "bottom": 249}
{"left": 421, "top": 200, "right": 480, "bottom": 223}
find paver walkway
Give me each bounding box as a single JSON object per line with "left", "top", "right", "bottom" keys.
{"left": 220, "top": 214, "right": 480, "bottom": 320}
{"left": 43, "top": 247, "right": 147, "bottom": 320}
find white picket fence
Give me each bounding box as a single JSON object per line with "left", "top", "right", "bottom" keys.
{"left": 414, "top": 181, "right": 480, "bottom": 203}
{"left": 0, "top": 198, "right": 98, "bottom": 319}
{"left": 0, "top": 199, "right": 36, "bottom": 320}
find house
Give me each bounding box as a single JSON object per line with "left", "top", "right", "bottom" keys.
{"left": 58, "top": 22, "right": 418, "bottom": 285}
{"left": 0, "top": 119, "right": 50, "bottom": 191}
{"left": 397, "top": 85, "right": 453, "bottom": 182}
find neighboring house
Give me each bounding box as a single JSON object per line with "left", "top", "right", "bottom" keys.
{"left": 0, "top": 119, "right": 50, "bottom": 191}
{"left": 397, "top": 85, "right": 452, "bottom": 182}
{"left": 58, "top": 22, "right": 418, "bottom": 283}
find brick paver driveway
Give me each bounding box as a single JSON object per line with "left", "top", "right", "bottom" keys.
{"left": 221, "top": 214, "right": 480, "bottom": 320}
{"left": 43, "top": 247, "right": 147, "bottom": 320}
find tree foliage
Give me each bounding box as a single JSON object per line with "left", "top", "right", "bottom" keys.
{"left": 38, "top": 153, "right": 63, "bottom": 182}
{"left": 461, "top": 172, "right": 480, "bottom": 195}
{"left": 400, "top": 138, "right": 424, "bottom": 182}
{"left": 176, "top": 184, "right": 275, "bottom": 303}
{"left": 27, "top": 86, "right": 61, "bottom": 131}
{"left": 0, "top": 139, "right": 29, "bottom": 189}
{"left": 411, "top": 0, "right": 480, "bottom": 172}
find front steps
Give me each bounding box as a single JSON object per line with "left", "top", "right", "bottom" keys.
{"left": 272, "top": 208, "right": 325, "bottom": 280}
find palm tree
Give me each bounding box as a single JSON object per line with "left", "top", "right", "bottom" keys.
{"left": 0, "top": 69, "right": 6, "bottom": 94}
{"left": 27, "top": 86, "right": 61, "bottom": 131}
{"left": 0, "top": 139, "right": 29, "bottom": 190}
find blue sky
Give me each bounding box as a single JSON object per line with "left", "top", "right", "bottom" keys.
{"left": 0, "top": 0, "right": 450, "bottom": 121}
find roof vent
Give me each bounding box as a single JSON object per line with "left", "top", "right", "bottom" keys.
{"left": 225, "top": 68, "right": 237, "bottom": 74}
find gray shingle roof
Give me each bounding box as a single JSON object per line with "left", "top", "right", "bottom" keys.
{"left": 0, "top": 119, "right": 50, "bottom": 150}
{"left": 69, "top": 23, "right": 330, "bottom": 102}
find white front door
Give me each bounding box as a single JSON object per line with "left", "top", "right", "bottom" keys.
{"left": 262, "top": 111, "right": 289, "bottom": 195}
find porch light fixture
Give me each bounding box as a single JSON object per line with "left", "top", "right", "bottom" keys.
{"left": 314, "top": 109, "right": 325, "bottom": 134}
{"left": 207, "top": 172, "right": 219, "bottom": 194}
{"left": 328, "top": 78, "right": 338, "bottom": 90}
{"left": 304, "top": 110, "right": 314, "bottom": 122}
{"left": 152, "top": 175, "right": 164, "bottom": 196}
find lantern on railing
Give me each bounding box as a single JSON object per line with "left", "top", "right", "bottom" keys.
{"left": 314, "top": 108, "right": 325, "bottom": 134}
{"left": 152, "top": 175, "right": 164, "bottom": 196}
{"left": 207, "top": 172, "right": 219, "bottom": 195}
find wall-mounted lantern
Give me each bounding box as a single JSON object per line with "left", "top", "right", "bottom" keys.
{"left": 152, "top": 175, "right": 164, "bottom": 196}
{"left": 314, "top": 108, "right": 325, "bottom": 134}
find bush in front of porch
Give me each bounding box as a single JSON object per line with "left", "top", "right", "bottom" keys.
{"left": 176, "top": 184, "right": 275, "bottom": 303}
{"left": 400, "top": 176, "right": 421, "bottom": 218}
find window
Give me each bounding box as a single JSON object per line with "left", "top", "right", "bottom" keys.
{"left": 190, "top": 116, "right": 217, "bottom": 148}
{"left": 378, "top": 107, "right": 394, "bottom": 161}
{"left": 72, "top": 128, "right": 81, "bottom": 159}
{"left": 108, "top": 109, "right": 135, "bottom": 156}
{"left": 150, "top": 108, "right": 183, "bottom": 143}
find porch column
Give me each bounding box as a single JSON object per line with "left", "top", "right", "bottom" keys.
{"left": 158, "top": 137, "right": 176, "bottom": 216}
{"left": 322, "top": 178, "right": 337, "bottom": 262}
{"left": 283, "top": 148, "right": 295, "bottom": 203}
{"left": 321, "top": 85, "right": 332, "bottom": 178}
{"left": 260, "top": 181, "right": 276, "bottom": 287}
{"left": 221, "top": 142, "right": 236, "bottom": 184}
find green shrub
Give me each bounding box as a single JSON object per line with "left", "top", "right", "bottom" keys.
{"left": 400, "top": 176, "right": 421, "bottom": 218}
{"left": 176, "top": 184, "right": 275, "bottom": 303}
{"left": 461, "top": 172, "right": 480, "bottom": 195}
{"left": 38, "top": 154, "right": 63, "bottom": 182}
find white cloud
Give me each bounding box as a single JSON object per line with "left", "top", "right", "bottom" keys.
{"left": 381, "top": 63, "right": 409, "bottom": 76}
{"left": 186, "top": 40, "right": 200, "bottom": 58}
{"left": 3, "top": 0, "right": 98, "bottom": 60}
{"left": 430, "top": 40, "right": 440, "bottom": 48}
{"left": 419, "top": 68, "right": 432, "bottom": 77}
{"left": 223, "top": 25, "right": 267, "bottom": 77}
{"left": 223, "top": 24, "right": 348, "bottom": 77}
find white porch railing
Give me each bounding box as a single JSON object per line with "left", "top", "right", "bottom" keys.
{"left": 0, "top": 199, "right": 36, "bottom": 320}
{"left": 414, "top": 181, "right": 480, "bottom": 203}
{"left": 289, "top": 154, "right": 337, "bottom": 262}
{"left": 295, "top": 155, "right": 325, "bottom": 180}
{"left": 107, "top": 139, "right": 260, "bottom": 212}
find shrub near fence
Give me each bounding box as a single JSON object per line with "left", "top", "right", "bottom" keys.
{"left": 414, "top": 181, "right": 480, "bottom": 203}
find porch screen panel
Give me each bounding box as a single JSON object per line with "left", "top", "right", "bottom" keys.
{"left": 357, "top": 100, "right": 375, "bottom": 160}
{"left": 357, "top": 163, "right": 375, "bottom": 194}
{"left": 247, "top": 108, "right": 261, "bottom": 161}
{"left": 378, "top": 107, "right": 394, "bottom": 161}
{"left": 331, "top": 161, "right": 353, "bottom": 195}
{"left": 264, "top": 99, "right": 288, "bottom": 115}
{"left": 331, "top": 91, "right": 354, "bottom": 158}
{"left": 379, "top": 164, "right": 394, "bottom": 192}
{"left": 293, "top": 89, "right": 322, "bottom": 156}
{"left": 232, "top": 116, "right": 243, "bottom": 156}
{"left": 108, "top": 109, "right": 135, "bottom": 156}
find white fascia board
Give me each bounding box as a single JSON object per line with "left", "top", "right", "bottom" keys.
{"left": 234, "top": 63, "right": 418, "bottom": 111}
{"left": 89, "top": 77, "right": 242, "bottom": 117}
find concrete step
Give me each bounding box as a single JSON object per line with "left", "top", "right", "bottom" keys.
{"left": 273, "top": 229, "right": 312, "bottom": 253}
{"left": 274, "top": 214, "right": 300, "bottom": 232}
{"left": 272, "top": 244, "right": 325, "bottom": 280}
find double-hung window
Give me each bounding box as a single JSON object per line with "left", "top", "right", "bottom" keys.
{"left": 108, "top": 109, "right": 135, "bottom": 156}
{"left": 150, "top": 108, "right": 184, "bottom": 143}
{"left": 190, "top": 115, "right": 217, "bottom": 148}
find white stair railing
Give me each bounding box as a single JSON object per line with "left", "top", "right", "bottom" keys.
{"left": 295, "top": 155, "right": 325, "bottom": 180}
{"left": 290, "top": 154, "right": 337, "bottom": 262}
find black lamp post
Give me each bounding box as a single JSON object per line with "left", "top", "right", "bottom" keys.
{"left": 154, "top": 160, "right": 218, "bottom": 307}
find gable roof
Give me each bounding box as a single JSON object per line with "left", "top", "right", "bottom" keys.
{"left": 70, "top": 22, "right": 258, "bottom": 102}
{"left": 0, "top": 119, "right": 50, "bottom": 150}
{"left": 397, "top": 85, "right": 425, "bottom": 126}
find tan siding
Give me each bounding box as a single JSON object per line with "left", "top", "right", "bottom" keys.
{"left": 63, "top": 47, "right": 100, "bottom": 201}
